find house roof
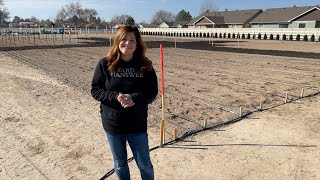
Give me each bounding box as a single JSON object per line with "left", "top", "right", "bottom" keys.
{"left": 162, "top": 21, "right": 189, "bottom": 27}
{"left": 187, "top": 9, "right": 262, "bottom": 25}
{"left": 194, "top": 16, "right": 225, "bottom": 25}
{"left": 250, "top": 6, "right": 320, "bottom": 23}
{"left": 139, "top": 23, "right": 158, "bottom": 28}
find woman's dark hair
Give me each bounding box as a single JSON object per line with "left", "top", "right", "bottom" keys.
{"left": 106, "top": 26, "right": 153, "bottom": 73}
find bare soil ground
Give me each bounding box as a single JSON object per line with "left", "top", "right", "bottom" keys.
{"left": 0, "top": 34, "right": 319, "bottom": 179}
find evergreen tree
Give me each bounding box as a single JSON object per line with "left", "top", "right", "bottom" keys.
{"left": 175, "top": 9, "right": 192, "bottom": 21}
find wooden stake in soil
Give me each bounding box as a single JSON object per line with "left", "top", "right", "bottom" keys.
{"left": 285, "top": 92, "right": 288, "bottom": 103}
{"left": 259, "top": 101, "right": 263, "bottom": 111}
{"left": 203, "top": 119, "right": 208, "bottom": 128}
{"left": 239, "top": 106, "right": 243, "bottom": 117}
{"left": 173, "top": 128, "right": 177, "bottom": 140}
{"left": 160, "top": 119, "right": 165, "bottom": 147}
{"left": 300, "top": 88, "right": 304, "bottom": 98}
{"left": 69, "top": 32, "right": 71, "bottom": 44}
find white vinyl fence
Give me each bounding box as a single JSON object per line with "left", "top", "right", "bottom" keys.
{"left": 140, "top": 28, "right": 320, "bottom": 41}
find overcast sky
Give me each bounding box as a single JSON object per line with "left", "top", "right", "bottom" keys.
{"left": 4, "top": 0, "right": 320, "bottom": 23}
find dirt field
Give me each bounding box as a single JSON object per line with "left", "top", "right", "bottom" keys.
{"left": 0, "top": 34, "right": 319, "bottom": 179}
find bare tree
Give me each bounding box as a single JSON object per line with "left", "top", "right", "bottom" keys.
{"left": 199, "top": 0, "right": 219, "bottom": 15}
{"left": 150, "top": 10, "right": 175, "bottom": 25}
{"left": 30, "top": 16, "right": 40, "bottom": 23}
{"left": 0, "top": 0, "right": 10, "bottom": 25}
{"left": 110, "top": 14, "right": 135, "bottom": 26}
{"left": 82, "top": 8, "right": 98, "bottom": 23}
{"left": 55, "top": 1, "right": 99, "bottom": 26}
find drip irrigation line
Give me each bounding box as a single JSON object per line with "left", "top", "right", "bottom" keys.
{"left": 164, "top": 71, "right": 316, "bottom": 103}
{"left": 164, "top": 83, "right": 222, "bottom": 105}
{"left": 99, "top": 111, "right": 250, "bottom": 180}
{"left": 149, "top": 107, "right": 194, "bottom": 131}
{"left": 165, "top": 85, "right": 238, "bottom": 114}
{"left": 156, "top": 51, "right": 319, "bottom": 77}
{"left": 154, "top": 59, "right": 320, "bottom": 90}
{"left": 4, "top": 51, "right": 88, "bottom": 91}
{"left": 18, "top": 151, "right": 50, "bottom": 180}
{"left": 100, "top": 91, "right": 320, "bottom": 179}
{"left": 149, "top": 110, "right": 183, "bottom": 130}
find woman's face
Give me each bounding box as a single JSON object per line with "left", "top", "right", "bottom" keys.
{"left": 119, "top": 32, "right": 137, "bottom": 60}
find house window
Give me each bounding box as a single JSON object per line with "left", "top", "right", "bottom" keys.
{"left": 316, "top": 22, "right": 320, "bottom": 28}
{"left": 298, "top": 23, "right": 306, "bottom": 28}
{"left": 279, "top": 24, "right": 288, "bottom": 28}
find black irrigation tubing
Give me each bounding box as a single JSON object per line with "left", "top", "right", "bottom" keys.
{"left": 153, "top": 57, "right": 320, "bottom": 89}
{"left": 7, "top": 50, "right": 312, "bottom": 113}
{"left": 148, "top": 106, "right": 198, "bottom": 131}
{"left": 162, "top": 62, "right": 320, "bottom": 91}
{"left": 18, "top": 151, "right": 50, "bottom": 180}
{"left": 8, "top": 43, "right": 99, "bottom": 70}
{"left": 161, "top": 69, "right": 315, "bottom": 101}
{"left": 99, "top": 112, "right": 251, "bottom": 180}
{"left": 154, "top": 64, "right": 313, "bottom": 84}
{"left": 184, "top": 75, "right": 304, "bottom": 100}
{"left": 164, "top": 85, "right": 239, "bottom": 114}
{"left": 4, "top": 51, "right": 53, "bottom": 74}
{"left": 156, "top": 51, "right": 319, "bottom": 77}
{"left": 148, "top": 110, "right": 189, "bottom": 131}
{"left": 152, "top": 48, "right": 320, "bottom": 77}
{"left": 100, "top": 91, "right": 320, "bottom": 179}
{"left": 33, "top": 48, "right": 95, "bottom": 69}
{"left": 4, "top": 51, "right": 89, "bottom": 91}
{"left": 9, "top": 49, "right": 94, "bottom": 78}
{"left": 5, "top": 51, "right": 197, "bottom": 131}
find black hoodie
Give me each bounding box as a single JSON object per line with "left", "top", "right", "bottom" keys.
{"left": 91, "top": 58, "right": 158, "bottom": 134}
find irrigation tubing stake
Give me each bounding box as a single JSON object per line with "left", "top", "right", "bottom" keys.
{"left": 300, "top": 88, "right": 304, "bottom": 98}
{"left": 203, "top": 119, "right": 208, "bottom": 128}
{"left": 173, "top": 128, "right": 177, "bottom": 140}
{"left": 160, "top": 43, "right": 166, "bottom": 147}
{"left": 285, "top": 92, "right": 288, "bottom": 103}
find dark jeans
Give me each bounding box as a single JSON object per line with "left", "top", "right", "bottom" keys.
{"left": 106, "top": 132, "right": 154, "bottom": 180}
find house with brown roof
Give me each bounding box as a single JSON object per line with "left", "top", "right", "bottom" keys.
{"left": 186, "top": 9, "right": 263, "bottom": 28}
{"left": 250, "top": 6, "right": 320, "bottom": 28}
{"left": 158, "top": 21, "right": 189, "bottom": 28}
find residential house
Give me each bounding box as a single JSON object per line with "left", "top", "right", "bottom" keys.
{"left": 250, "top": 6, "right": 320, "bottom": 28}
{"left": 138, "top": 23, "right": 158, "bottom": 29}
{"left": 19, "top": 21, "right": 38, "bottom": 28}
{"left": 158, "top": 21, "right": 189, "bottom": 28}
{"left": 114, "top": 24, "right": 125, "bottom": 29}
{"left": 186, "top": 9, "right": 263, "bottom": 28}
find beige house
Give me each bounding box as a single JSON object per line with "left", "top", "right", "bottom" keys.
{"left": 250, "top": 6, "right": 320, "bottom": 28}
{"left": 186, "top": 9, "right": 263, "bottom": 28}
{"left": 158, "top": 21, "right": 188, "bottom": 28}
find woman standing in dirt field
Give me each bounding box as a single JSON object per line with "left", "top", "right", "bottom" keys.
{"left": 91, "top": 26, "right": 158, "bottom": 180}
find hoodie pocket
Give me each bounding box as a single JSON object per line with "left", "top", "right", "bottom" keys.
{"left": 101, "top": 106, "right": 120, "bottom": 120}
